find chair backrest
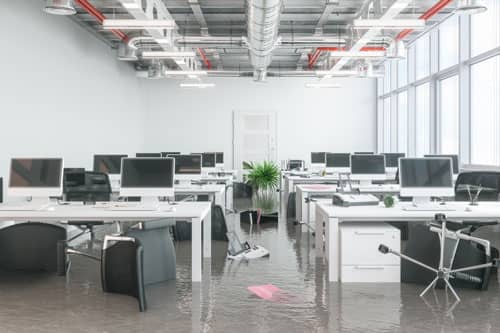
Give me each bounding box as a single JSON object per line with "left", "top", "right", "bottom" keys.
{"left": 0, "top": 177, "right": 3, "bottom": 203}
{"left": 455, "top": 171, "right": 500, "bottom": 201}
{"left": 64, "top": 171, "right": 112, "bottom": 202}
{"left": 101, "top": 236, "right": 146, "bottom": 312}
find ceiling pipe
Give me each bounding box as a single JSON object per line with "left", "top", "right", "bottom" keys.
{"left": 246, "top": 0, "right": 283, "bottom": 81}
{"left": 197, "top": 48, "right": 212, "bottom": 70}
{"left": 174, "top": 36, "right": 346, "bottom": 49}
{"left": 396, "top": 0, "right": 454, "bottom": 41}
{"left": 74, "top": 0, "right": 129, "bottom": 42}
{"left": 308, "top": 46, "right": 386, "bottom": 69}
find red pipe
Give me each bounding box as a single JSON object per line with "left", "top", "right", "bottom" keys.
{"left": 396, "top": 0, "right": 453, "bottom": 40}
{"left": 308, "top": 46, "right": 386, "bottom": 69}
{"left": 197, "top": 48, "right": 212, "bottom": 70}
{"left": 74, "top": 0, "right": 129, "bottom": 42}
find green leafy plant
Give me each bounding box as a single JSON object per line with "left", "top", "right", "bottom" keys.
{"left": 245, "top": 161, "right": 280, "bottom": 191}
{"left": 384, "top": 195, "right": 395, "bottom": 208}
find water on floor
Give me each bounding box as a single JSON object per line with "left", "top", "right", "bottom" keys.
{"left": 1, "top": 206, "right": 500, "bottom": 332}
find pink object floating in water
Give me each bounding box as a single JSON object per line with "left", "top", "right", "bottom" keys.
{"left": 248, "top": 284, "right": 282, "bottom": 300}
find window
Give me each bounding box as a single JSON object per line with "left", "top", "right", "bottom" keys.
{"left": 383, "top": 97, "right": 391, "bottom": 152}
{"left": 439, "top": 76, "right": 459, "bottom": 154}
{"left": 439, "top": 15, "right": 459, "bottom": 70}
{"left": 398, "top": 50, "right": 408, "bottom": 88}
{"left": 397, "top": 91, "right": 408, "bottom": 153}
{"left": 377, "top": 99, "right": 384, "bottom": 153}
{"left": 416, "top": 34, "right": 430, "bottom": 80}
{"left": 471, "top": 56, "right": 500, "bottom": 165}
{"left": 377, "top": 77, "right": 384, "bottom": 96}
{"left": 416, "top": 83, "right": 431, "bottom": 156}
{"left": 383, "top": 64, "right": 391, "bottom": 94}
{"left": 471, "top": 0, "right": 500, "bottom": 57}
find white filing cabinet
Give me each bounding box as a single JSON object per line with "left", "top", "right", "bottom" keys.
{"left": 340, "top": 223, "right": 400, "bottom": 282}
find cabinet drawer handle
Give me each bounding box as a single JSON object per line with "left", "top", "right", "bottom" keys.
{"left": 354, "top": 232, "right": 385, "bottom": 236}
{"left": 354, "top": 266, "right": 385, "bottom": 270}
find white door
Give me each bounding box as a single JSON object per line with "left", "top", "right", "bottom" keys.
{"left": 233, "top": 111, "right": 277, "bottom": 170}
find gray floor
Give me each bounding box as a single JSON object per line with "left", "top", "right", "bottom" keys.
{"left": 1, "top": 210, "right": 500, "bottom": 332}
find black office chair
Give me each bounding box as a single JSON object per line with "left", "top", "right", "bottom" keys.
{"left": 173, "top": 204, "right": 228, "bottom": 241}
{"left": 455, "top": 171, "right": 500, "bottom": 202}
{"left": 101, "top": 235, "right": 146, "bottom": 312}
{"left": 64, "top": 170, "right": 112, "bottom": 245}
{"left": 0, "top": 222, "right": 66, "bottom": 272}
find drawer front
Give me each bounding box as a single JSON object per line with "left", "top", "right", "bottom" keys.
{"left": 341, "top": 265, "right": 400, "bottom": 283}
{"left": 341, "top": 227, "right": 400, "bottom": 265}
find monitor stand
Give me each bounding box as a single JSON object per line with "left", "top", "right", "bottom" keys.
{"left": 140, "top": 196, "right": 160, "bottom": 207}
{"left": 29, "top": 197, "right": 53, "bottom": 208}
{"left": 177, "top": 179, "right": 191, "bottom": 187}
{"left": 358, "top": 180, "right": 372, "bottom": 187}
{"left": 412, "top": 196, "right": 431, "bottom": 206}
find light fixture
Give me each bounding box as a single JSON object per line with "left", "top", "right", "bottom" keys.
{"left": 329, "top": 51, "right": 386, "bottom": 58}
{"left": 385, "top": 39, "right": 406, "bottom": 60}
{"left": 305, "top": 83, "right": 342, "bottom": 88}
{"left": 180, "top": 83, "right": 215, "bottom": 88}
{"left": 165, "top": 70, "right": 208, "bottom": 76}
{"left": 315, "top": 70, "right": 359, "bottom": 78}
{"left": 353, "top": 19, "right": 426, "bottom": 30}
{"left": 118, "top": 0, "right": 141, "bottom": 9}
{"left": 455, "top": 0, "right": 487, "bottom": 14}
{"left": 141, "top": 51, "right": 196, "bottom": 59}
{"left": 102, "top": 19, "right": 177, "bottom": 30}
{"left": 44, "top": 0, "right": 76, "bottom": 15}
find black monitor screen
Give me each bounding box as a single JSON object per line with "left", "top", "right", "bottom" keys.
{"left": 161, "top": 152, "right": 180, "bottom": 157}
{"left": 288, "top": 160, "right": 303, "bottom": 170}
{"left": 400, "top": 158, "right": 453, "bottom": 187}
{"left": 10, "top": 158, "right": 62, "bottom": 187}
{"left": 121, "top": 158, "right": 173, "bottom": 188}
{"left": 173, "top": 155, "right": 202, "bottom": 174}
{"left": 216, "top": 152, "right": 224, "bottom": 164}
{"left": 311, "top": 152, "right": 326, "bottom": 164}
{"left": 326, "top": 153, "right": 350, "bottom": 168}
{"left": 351, "top": 155, "right": 385, "bottom": 174}
{"left": 424, "top": 155, "right": 459, "bottom": 174}
{"left": 136, "top": 153, "right": 162, "bottom": 158}
{"left": 202, "top": 153, "right": 216, "bottom": 168}
{"left": 93, "top": 155, "right": 127, "bottom": 174}
{"left": 383, "top": 153, "right": 406, "bottom": 168}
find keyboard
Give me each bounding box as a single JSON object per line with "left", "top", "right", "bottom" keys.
{"left": 403, "top": 205, "right": 455, "bottom": 212}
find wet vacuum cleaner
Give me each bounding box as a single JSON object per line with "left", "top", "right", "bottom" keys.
{"left": 226, "top": 231, "right": 269, "bottom": 260}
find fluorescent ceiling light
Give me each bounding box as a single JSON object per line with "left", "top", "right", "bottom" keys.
{"left": 315, "top": 70, "right": 359, "bottom": 78}
{"left": 455, "top": 0, "right": 488, "bottom": 15}
{"left": 353, "top": 19, "right": 426, "bottom": 30}
{"left": 102, "top": 19, "right": 176, "bottom": 30}
{"left": 305, "top": 83, "right": 341, "bottom": 88}
{"left": 180, "top": 83, "right": 215, "bottom": 88}
{"left": 329, "top": 51, "right": 386, "bottom": 58}
{"left": 141, "top": 51, "right": 196, "bottom": 59}
{"left": 44, "top": 0, "right": 76, "bottom": 15}
{"left": 165, "top": 70, "right": 207, "bottom": 76}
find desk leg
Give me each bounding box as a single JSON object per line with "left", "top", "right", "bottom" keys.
{"left": 192, "top": 217, "right": 202, "bottom": 282}
{"left": 315, "top": 206, "right": 324, "bottom": 258}
{"left": 203, "top": 209, "right": 212, "bottom": 258}
{"left": 328, "top": 218, "right": 339, "bottom": 282}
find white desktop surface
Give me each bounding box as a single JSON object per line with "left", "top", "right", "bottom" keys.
{"left": 0, "top": 201, "right": 211, "bottom": 282}
{"left": 315, "top": 201, "right": 500, "bottom": 282}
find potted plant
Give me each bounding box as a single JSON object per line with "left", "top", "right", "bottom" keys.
{"left": 244, "top": 161, "right": 280, "bottom": 215}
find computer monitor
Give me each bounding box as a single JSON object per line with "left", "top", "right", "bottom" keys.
{"left": 172, "top": 154, "right": 202, "bottom": 182}
{"left": 383, "top": 153, "right": 406, "bottom": 171}
{"left": 201, "top": 152, "right": 216, "bottom": 173}
{"left": 350, "top": 154, "right": 386, "bottom": 184}
{"left": 399, "top": 157, "right": 454, "bottom": 203}
{"left": 215, "top": 152, "right": 224, "bottom": 168}
{"left": 288, "top": 160, "right": 304, "bottom": 171}
{"left": 424, "top": 154, "right": 459, "bottom": 174}
{"left": 326, "top": 153, "right": 351, "bottom": 174}
{"left": 311, "top": 152, "right": 326, "bottom": 164}
{"left": 120, "top": 158, "right": 174, "bottom": 201}
{"left": 93, "top": 154, "right": 127, "bottom": 175}
{"left": 136, "top": 153, "right": 162, "bottom": 158}
{"left": 354, "top": 152, "right": 374, "bottom": 155}
{"left": 161, "top": 152, "right": 180, "bottom": 157}
{"left": 8, "top": 158, "right": 64, "bottom": 199}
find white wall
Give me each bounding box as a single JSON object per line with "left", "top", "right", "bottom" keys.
{"left": 142, "top": 77, "right": 377, "bottom": 168}
{"left": 0, "top": 2, "right": 147, "bottom": 194}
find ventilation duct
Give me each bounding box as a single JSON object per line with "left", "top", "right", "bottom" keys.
{"left": 44, "top": 0, "right": 76, "bottom": 15}
{"left": 246, "top": 0, "right": 282, "bottom": 81}
{"left": 385, "top": 39, "right": 406, "bottom": 60}
{"left": 455, "top": 0, "right": 487, "bottom": 14}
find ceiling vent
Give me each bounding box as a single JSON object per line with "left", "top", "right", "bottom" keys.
{"left": 455, "top": 0, "right": 487, "bottom": 15}
{"left": 44, "top": 0, "right": 77, "bottom": 15}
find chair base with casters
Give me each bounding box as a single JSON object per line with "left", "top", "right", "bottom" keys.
{"left": 379, "top": 213, "right": 498, "bottom": 302}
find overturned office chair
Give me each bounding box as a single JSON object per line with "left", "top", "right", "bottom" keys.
{"left": 379, "top": 213, "right": 498, "bottom": 302}
{"left": 455, "top": 171, "right": 500, "bottom": 202}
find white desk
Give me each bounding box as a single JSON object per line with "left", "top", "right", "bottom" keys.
{"left": 315, "top": 201, "right": 500, "bottom": 282}
{"left": 0, "top": 201, "right": 211, "bottom": 282}
{"left": 296, "top": 184, "right": 401, "bottom": 225}
{"left": 175, "top": 184, "right": 226, "bottom": 211}
{"left": 284, "top": 174, "right": 339, "bottom": 197}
